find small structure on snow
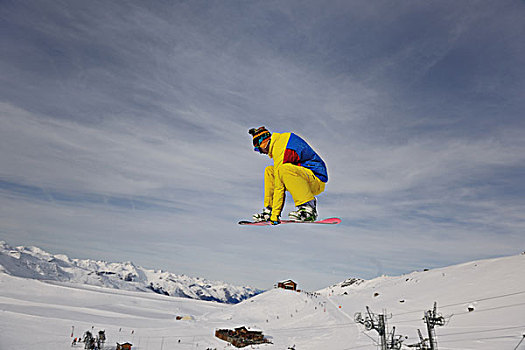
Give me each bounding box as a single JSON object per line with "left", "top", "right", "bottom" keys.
{"left": 175, "top": 315, "right": 194, "bottom": 321}
{"left": 116, "top": 342, "right": 133, "bottom": 350}
{"left": 215, "top": 326, "right": 270, "bottom": 348}
{"left": 277, "top": 279, "right": 297, "bottom": 291}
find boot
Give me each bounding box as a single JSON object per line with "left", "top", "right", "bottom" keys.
{"left": 288, "top": 199, "right": 317, "bottom": 222}
{"left": 253, "top": 207, "right": 272, "bottom": 222}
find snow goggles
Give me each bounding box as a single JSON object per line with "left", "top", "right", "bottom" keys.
{"left": 253, "top": 135, "right": 270, "bottom": 153}
{"left": 249, "top": 127, "right": 270, "bottom": 153}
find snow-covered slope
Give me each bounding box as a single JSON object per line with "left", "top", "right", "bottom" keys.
{"left": 0, "top": 241, "right": 261, "bottom": 304}
{"left": 1, "top": 245, "right": 524, "bottom": 349}
{"left": 318, "top": 253, "right": 525, "bottom": 349}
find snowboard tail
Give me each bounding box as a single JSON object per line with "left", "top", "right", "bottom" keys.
{"left": 238, "top": 217, "right": 341, "bottom": 226}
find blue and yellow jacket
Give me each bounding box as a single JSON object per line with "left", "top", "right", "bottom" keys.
{"left": 268, "top": 132, "right": 328, "bottom": 219}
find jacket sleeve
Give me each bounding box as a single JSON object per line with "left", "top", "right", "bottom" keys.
{"left": 270, "top": 161, "right": 285, "bottom": 221}
{"left": 270, "top": 136, "right": 287, "bottom": 221}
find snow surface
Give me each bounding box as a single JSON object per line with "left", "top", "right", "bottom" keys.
{"left": 1, "top": 244, "right": 525, "bottom": 349}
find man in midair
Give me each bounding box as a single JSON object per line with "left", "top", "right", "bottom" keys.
{"left": 249, "top": 126, "right": 328, "bottom": 224}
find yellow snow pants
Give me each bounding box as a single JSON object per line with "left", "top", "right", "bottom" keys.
{"left": 264, "top": 164, "right": 325, "bottom": 214}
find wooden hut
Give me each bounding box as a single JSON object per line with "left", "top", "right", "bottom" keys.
{"left": 116, "top": 342, "right": 133, "bottom": 350}
{"left": 277, "top": 279, "right": 297, "bottom": 291}
{"left": 234, "top": 327, "right": 264, "bottom": 341}
{"left": 215, "top": 326, "right": 269, "bottom": 347}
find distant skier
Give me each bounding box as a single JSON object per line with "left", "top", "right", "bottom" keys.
{"left": 248, "top": 127, "right": 328, "bottom": 224}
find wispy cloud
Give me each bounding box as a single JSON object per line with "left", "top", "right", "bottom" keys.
{"left": 1, "top": 0, "right": 524, "bottom": 290}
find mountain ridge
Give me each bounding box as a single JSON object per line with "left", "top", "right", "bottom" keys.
{"left": 0, "top": 240, "right": 262, "bottom": 304}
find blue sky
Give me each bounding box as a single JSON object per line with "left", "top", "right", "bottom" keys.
{"left": 1, "top": 0, "right": 524, "bottom": 290}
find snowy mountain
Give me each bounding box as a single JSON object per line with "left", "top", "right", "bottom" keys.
{"left": 0, "top": 241, "right": 261, "bottom": 304}
{"left": 1, "top": 243, "right": 524, "bottom": 349}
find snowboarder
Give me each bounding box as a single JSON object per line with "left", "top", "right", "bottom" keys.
{"left": 248, "top": 126, "right": 328, "bottom": 224}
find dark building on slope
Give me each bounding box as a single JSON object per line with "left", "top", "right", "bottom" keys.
{"left": 215, "top": 326, "right": 270, "bottom": 348}
{"left": 277, "top": 279, "right": 297, "bottom": 291}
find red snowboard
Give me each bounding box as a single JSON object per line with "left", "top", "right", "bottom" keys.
{"left": 238, "top": 217, "right": 341, "bottom": 226}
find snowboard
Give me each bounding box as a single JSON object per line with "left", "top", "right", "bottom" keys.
{"left": 238, "top": 217, "right": 341, "bottom": 226}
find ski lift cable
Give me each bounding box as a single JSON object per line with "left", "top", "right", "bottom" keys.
{"left": 392, "top": 290, "right": 525, "bottom": 317}
{"left": 439, "top": 325, "right": 525, "bottom": 337}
